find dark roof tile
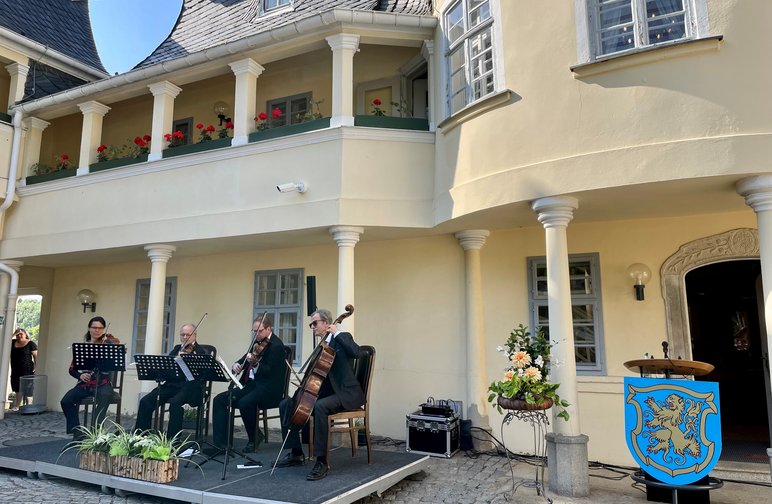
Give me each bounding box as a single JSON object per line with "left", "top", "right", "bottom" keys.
{"left": 0, "top": 0, "right": 107, "bottom": 74}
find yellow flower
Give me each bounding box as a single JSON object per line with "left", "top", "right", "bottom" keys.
{"left": 510, "top": 350, "right": 532, "bottom": 369}
{"left": 523, "top": 366, "right": 542, "bottom": 380}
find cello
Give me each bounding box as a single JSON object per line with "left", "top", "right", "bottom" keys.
{"left": 288, "top": 304, "right": 354, "bottom": 429}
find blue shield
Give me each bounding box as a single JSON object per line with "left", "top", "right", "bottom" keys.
{"left": 624, "top": 377, "right": 721, "bottom": 485}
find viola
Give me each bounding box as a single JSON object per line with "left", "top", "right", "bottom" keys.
{"left": 288, "top": 304, "right": 354, "bottom": 428}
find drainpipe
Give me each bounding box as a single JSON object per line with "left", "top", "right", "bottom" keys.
{"left": 0, "top": 110, "right": 24, "bottom": 419}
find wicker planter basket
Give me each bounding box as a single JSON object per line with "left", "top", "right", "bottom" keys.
{"left": 79, "top": 451, "right": 110, "bottom": 473}
{"left": 111, "top": 455, "right": 179, "bottom": 483}
{"left": 497, "top": 395, "right": 553, "bottom": 411}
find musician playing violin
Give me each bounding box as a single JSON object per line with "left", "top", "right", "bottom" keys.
{"left": 134, "top": 323, "right": 209, "bottom": 437}
{"left": 277, "top": 308, "right": 367, "bottom": 481}
{"left": 60, "top": 316, "right": 117, "bottom": 440}
{"left": 211, "top": 315, "right": 286, "bottom": 453}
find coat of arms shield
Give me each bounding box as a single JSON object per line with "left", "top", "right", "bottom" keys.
{"left": 624, "top": 377, "right": 721, "bottom": 485}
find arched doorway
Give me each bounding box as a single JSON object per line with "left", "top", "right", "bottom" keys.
{"left": 661, "top": 228, "right": 771, "bottom": 463}
{"left": 686, "top": 260, "right": 770, "bottom": 462}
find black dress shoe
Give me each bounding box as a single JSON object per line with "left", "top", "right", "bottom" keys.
{"left": 243, "top": 441, "right": 255, "bottom": 453}
{"left": 275, "top": 452, "right": 304, "bottom": 467}
{"left": 306, "top": 460, "right": 329, "bottom": 481}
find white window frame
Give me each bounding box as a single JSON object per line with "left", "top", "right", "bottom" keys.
{"left": 131, "top": 277, "right": 177, "bottom": 356}
{"left": 578, "top": 0, "right": 709, "bottom": 62}
{"left": 262, "top": 0, "right": 292, "bottom": 15}
{"left": 441, "top": 0, "right": 502, "bottom": 117}
{"left": 527, "top": 253, "right": 606, "bottom": 375}
{"left": 254, "top": 268, "right": 304, "bottom": 365}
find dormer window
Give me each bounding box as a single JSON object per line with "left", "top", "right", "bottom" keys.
{"left": 264, "top": 0, "right": 291, "bottom": 12}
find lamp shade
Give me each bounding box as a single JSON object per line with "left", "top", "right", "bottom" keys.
{"left": 213, "top": 101, "right": 229, "bottom": 116}
{"left": 76, "top": 289, "right": 97, "bottom": 305}
{"left": 626, "top": 263, "right": 651, "bottom": 286}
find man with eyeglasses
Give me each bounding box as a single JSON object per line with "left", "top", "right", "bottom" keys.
{"left": 211, "top": 315, "right": 286, "bottom": 453}
{"left": 134, "top": 323, "right": 209, "bottom": 437}
{"left": 276, "top": 308, "right": 367, "bottom": 481}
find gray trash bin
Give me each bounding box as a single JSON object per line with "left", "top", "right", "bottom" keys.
{"left": 19, "top": 374, "right": 47, "bottom": 414}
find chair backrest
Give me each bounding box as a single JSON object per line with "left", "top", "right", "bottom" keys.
{"left": 108, "top": 370, "right": 124, "bottom": 397}
{"left": 282, "top": 345, "right": 293, "bottom": 398}
{"left": 354, "top": 346, "right": 375, "bottom": 405}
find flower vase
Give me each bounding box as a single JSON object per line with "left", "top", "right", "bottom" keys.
{"left": 497, "top": 395, "right": 553, "bottom": 411}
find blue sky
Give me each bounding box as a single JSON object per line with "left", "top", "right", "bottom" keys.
{"left": 90, "top": 0, "right": 183, "bottom": 75}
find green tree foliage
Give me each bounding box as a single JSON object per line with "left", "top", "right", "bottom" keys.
{"left": 15, "top": 297, "right": 41, "bottom": 341}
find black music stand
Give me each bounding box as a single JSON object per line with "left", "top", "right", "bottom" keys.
{"left": 71, "top": 342, "right": 126, "bottom": 427}
{"left": 181, "top": 353, "right": 259, "bottom": 479}
{"left": 134, "top": 354, "right": 181, "bottom": 432}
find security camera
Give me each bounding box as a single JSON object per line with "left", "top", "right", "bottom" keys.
{"left": 276, "top": 182, "right": 307, "bottom": 193}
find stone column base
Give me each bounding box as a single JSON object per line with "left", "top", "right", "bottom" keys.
{"left": 471, "top": 424, "right": 494, "bottom": 452}
{"left": 546, "top": 432, "right": 589, "bottom": 497}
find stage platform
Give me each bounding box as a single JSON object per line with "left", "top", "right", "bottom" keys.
{"left": 0, "top": 436, "right": 430, "bottom": 503}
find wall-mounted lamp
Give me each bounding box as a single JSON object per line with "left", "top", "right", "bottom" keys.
{"left": 213, "top": 101, "right": 230, "bottom": 126}
{"left": 276, "top": 181, "right": 307, "bottom": 193}
{"left": 626, "top": 263, "right": 651, "bottom": 301}
{"left": 77, "top": 289, "right": 97, "bottom": 313}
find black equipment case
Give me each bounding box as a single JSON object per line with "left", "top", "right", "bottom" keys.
{"left": 405, "top": 411, "right": 459, "bottom": 458}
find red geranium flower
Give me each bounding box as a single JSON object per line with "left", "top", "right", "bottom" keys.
{"left": 173, "top": 130, "right": 184, "bottom": 139}
{"left": 196, "top": 123, "right": 204, "bottom": 129}
{"left": 224, "top": 121, "right": 233, "bottom": 129}
{"left": 257, "top": 112, "right": 268, "bottom": 121}
{"left": 372, "top": 98, "right": 382, "bottom": 106}
{"left": 61, "top": 153, "right": 69, "bottom": 160}
{"left": 271, "top": 108, "right": 283, "bottom": 119}
{"left": 142, "top": 134, "right": 151, "bottom": 142}
{"left": 206, "top": 125, "right": 216, "bottom": 132}
{"left": 164, "top": 133, "right": 172, "bottom": 142}
{"left": 96, "top": 145, "right": 107, "bottom": 153}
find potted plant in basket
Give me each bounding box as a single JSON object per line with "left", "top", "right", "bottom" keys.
{"left": 61, "top": 420, "right": 196, "bottom": 483}
{"left": 487, "top": 324, "right": 570, "bottom": 420}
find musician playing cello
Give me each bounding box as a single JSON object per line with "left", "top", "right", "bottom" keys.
{"left": 277, "top": 308, "right": 367, "bottom": 481}
{"left": 211, "top": 315, "right": 286, "bottom": 453}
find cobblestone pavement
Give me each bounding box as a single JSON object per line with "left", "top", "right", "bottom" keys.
{"left": 0, "top": 411, "right": 769, "bottom": 503}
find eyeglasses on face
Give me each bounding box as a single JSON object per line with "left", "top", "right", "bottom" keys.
{"left": 180, "top": 333, "right": 193, "bottom": 337}
{"left": 309, "top": 320, "right": 325, "bottom": 329}
{"left": 89, "top": 326, "right": 105, "bottom": 330}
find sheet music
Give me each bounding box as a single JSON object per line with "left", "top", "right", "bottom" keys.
{"left": 216, "top": 355, "right": 244, "bottom": 390}
{"left": 174, "top": 355, "right": 195, "bottom": 381}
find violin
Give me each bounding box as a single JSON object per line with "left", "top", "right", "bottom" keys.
{"left": 288, "top": 304, "right": 354, "bottom": 428}
{"left": 251, "top": 335, "right": 270, "bottom": 359}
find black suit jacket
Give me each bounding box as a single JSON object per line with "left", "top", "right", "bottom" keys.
{"left": 235, "top": 334, "right": 286, "bottom": 407}
{"left": 323, "top": 332, "right": 367, "bottom": 410}
{"left": 166, "top": 342, "right": 209, "bottom": 387}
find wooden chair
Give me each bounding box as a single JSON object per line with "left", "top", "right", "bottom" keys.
{"left": 254, "top": 345, "right": 293, "bottom": 446}
{"left": 82, "top": 370, "right": 124, "bottom": 426}
{"left": 310, "top": 345, "right": 375, "bottom": 465}
{"left": 156, "top": 344, "right": 217, "bottom": 439}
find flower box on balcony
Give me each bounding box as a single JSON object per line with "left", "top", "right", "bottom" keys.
{"left": 248, "top": 117, "right": 330, "bottom": 143}
{"left": 25, "top": 169, "right": 77, "bottom": 185}
{"left": 354, "top": 116, "right": 429, "bottom": 131}
{"left": 89, "top": 154, "right": 149, "bottom": 173}
{"left": 162, "top": 137, "right": 232, "bottom": 158}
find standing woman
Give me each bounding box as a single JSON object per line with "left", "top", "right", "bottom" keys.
{"left": 10, "top": 328, "right": 37, "bottom": 410}
{"left": 60, "top": 316, "right": 115, "bottom": 439}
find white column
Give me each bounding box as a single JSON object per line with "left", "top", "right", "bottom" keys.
{"left": 329, "top": 226, "right": 364, "bottom": 333}
{"left": 229, "top": 59, "right": 264, "bottom": 147}
{"left": 532, "top": 196, "right": 580, "bottom": 435}
{"left": 455, "top": 230, "right": 490, "bottom": 428}
{"left": 76, "top": 101, "right": 111, "bottom": 174}
{"left": 147, "top": 81, "right": 182, "bottom": 161}
{"left": 5, "top": 63, "right": 29, "bottom": 111}
{"left": 421, "top": 41, "right": 436, "bottom": 131}
{"left": 20, "top": 117, "right": 49, "bottom": 176}
{"left": 326, "top": 34, "right": 360, "bottom": 128}
{"left": 143, "top": 245, "right": 175, "bottom": 381}
{"left": 737, "top": 176, "right": 772, "bottom": 443}
{"left": 0, "top": 260, "right": 22, "bottom": 420}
